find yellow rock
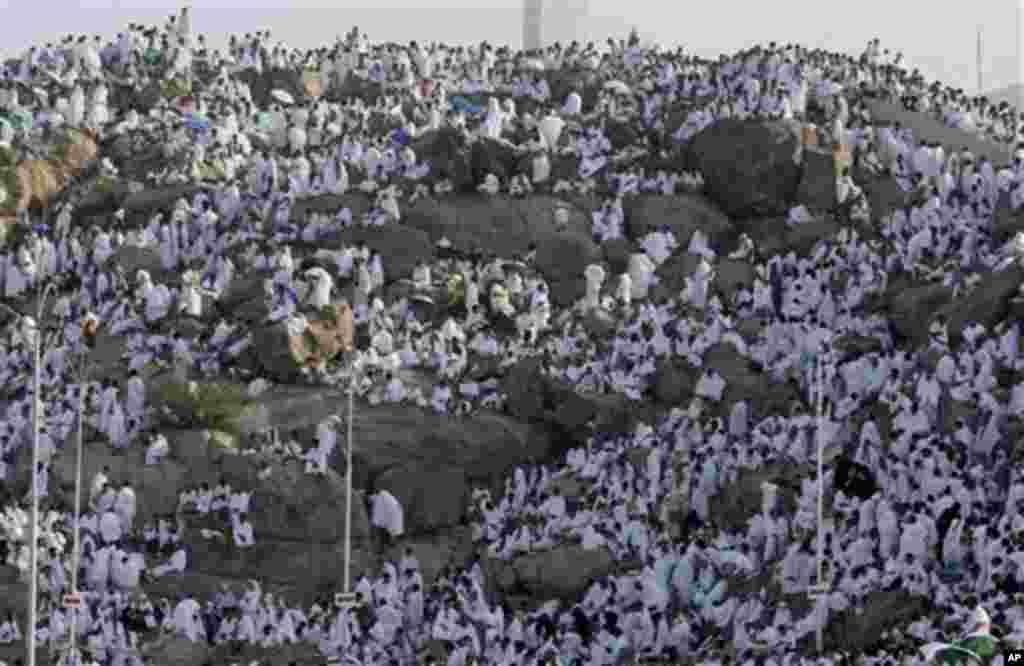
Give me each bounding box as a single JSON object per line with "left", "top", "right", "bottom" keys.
{"left": 302, "top": 70, "right": 321, "bottom": 98}
{"left": 4, "top": 127, "right": 97, "bottom": 216}
{"left": 14, "top": 159, "right": 60, "bottom": 212}
{"left": 287, "top": 301, "right": 354, "bottom": 368}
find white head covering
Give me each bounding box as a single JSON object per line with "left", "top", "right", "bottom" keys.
{"left": 971, "top": 606, "right": 991, "bottom": 631}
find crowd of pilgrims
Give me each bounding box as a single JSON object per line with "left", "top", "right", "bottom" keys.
{"left": 0, "top": 6, "right": 1023, "bottom": 666}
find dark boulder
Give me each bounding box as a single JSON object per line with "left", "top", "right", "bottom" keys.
{"left": 796, "top": 146, "right": 837, "bottom": 212}
{"left": 685, "top": 119, "right": 802, "bottom": 219}
{"left": 232, "top": 67, "right": 309, "bottom": 109}
{"left": 622, "top": 194, "right": 733, "bottom": 247}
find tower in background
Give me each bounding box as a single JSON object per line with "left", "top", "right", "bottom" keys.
{"left": 523, "top": 0, "right": 590, "bottom": 51}
{"left": 523, "top": 0, "right": 543, "bottom": 51}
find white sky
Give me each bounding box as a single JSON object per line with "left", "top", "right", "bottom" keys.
{"left": 0, "top": 0, "right": 1021, "bottom": 94}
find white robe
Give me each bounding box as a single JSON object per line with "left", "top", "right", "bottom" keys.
{"left": 370, "top": 491, "right": 405, "bottom": 537}
{"left": 171, "top": 598, "right": 202, "bottom": 642}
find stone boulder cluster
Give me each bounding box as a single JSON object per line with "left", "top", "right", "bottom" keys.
{"left": 2, "top": 21, "right": 1022, "bottom": 666}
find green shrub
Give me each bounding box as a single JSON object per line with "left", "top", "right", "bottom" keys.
{"left": 152, "top": 379, "right": 253, "bottom": 437}
{"left": 93, "top": 175, "right": 115, "bottom": 193}
{"left": 318, "top": 305, "right": 337, "bottom": 324}
{"left": 0, "top": 166, "right": 19, "bottom": 216}
{"left": 0, "top": 145, "right": 14, "bottom": 169}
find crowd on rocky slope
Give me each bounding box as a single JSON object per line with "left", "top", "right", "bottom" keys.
{"left": 0, "top": 7, "right": 1022, "bottom": 666}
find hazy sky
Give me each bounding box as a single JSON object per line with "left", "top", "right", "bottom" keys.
{"left": 0, "top": 0, "right": 1022, "bottom": 94}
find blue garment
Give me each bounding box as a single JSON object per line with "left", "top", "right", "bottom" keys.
{"left": 654, "top": 556, "right": 677, "bottom": 593}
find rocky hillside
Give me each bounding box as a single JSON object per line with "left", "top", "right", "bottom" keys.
{"left": 3, "top": 46, "right": 1020, "bottom": 665}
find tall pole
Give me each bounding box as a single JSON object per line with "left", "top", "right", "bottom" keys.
{"left": 1018, "top": 1, "right": 1024, "bottom": 145}
{"left": 815, "top": 349, "right": 826, "bottom": 655}
{"left": 28, "top": 279, "right": 55, "bottom": 666}
{"left": 977, "top": 26, "right": 983, "bottom": 96}
{"left": 68, "top": 351, "right": 87, "bottom": 662}
{"left": 343, "top": 365, "right": 354, "bottom": 595}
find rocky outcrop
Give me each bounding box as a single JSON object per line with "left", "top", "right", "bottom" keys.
{"left": 815, "top": 590, "right": 930, "bottom": 653}
{"left": 862, "top": 98, "right": 1011, "bottom": 164}
{"left": 795, "top": 146, "right": 838, "bottom": 212}
{"left": 937, "top": 264, "right": 1024, "bottom": 345}
{"left": 622, "top": 193, "right": 734, "bottom": 246}
{"left": 108, "top": 80, "right": 165, "bottom": 115}
{"left": 650, "top": 343, "right": 800, "bottom": 422}
{"left": 232, "top": 67, "right": 310, "bottom": 109}
{"left": 992, "top": 190, "right": 1024, "bottom": 244}
{"left": 484, "top": 545, "right": 618, "bottom": 601}
{"left": 121, "top": 183, "right": 208, "bottom": 220}
{"left": 857, "top": 168, "right": 907, "bottom": 224}
{"left": 248, "top": 302, "right": 353, "bottom": 383}
{"left": 238, "top": 386, "right": 555, "bottom": 533}
{"left": 685, "top": 119, "right": 802, "bottom": 219}
{"left": 744, "top": 217, "right": 841, "bottom": 258}
{"left": 708, "top": 462, "right": 805, "bottom": 532}
{"left": 502, "top": 356, "right": 645, "bottom": 447}
{"left": 404, "top": 193, "right": 601, "bottom": 307}
{"left": 1, "top": 127, "right": 98, "bottom": 219}
{"left": 105, "top": 245, "right": 167, "bottom": 280}
{"left": 101, "top": 129, "right": 191, "bottom": 186}
{"left": 884, "top": 282, "right": 954, "bottom": 346}
{"left": 655, "top": 252, "right": 756, "bottom": 303}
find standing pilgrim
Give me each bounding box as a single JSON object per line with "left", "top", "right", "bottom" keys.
{"left": 583, "top": 263, "right": 606, "bottom": 311}
{"left": 370, "top": 489, "right": 405, "bottom": 548}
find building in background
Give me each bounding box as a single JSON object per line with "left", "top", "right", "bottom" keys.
{"left": 522, "top": 0, "right": 591, "bottom": 51}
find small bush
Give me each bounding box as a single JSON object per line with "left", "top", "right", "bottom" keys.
{"left": 0, "top": 167, "right": 19, "bottom": 216}
{"left": 318, "top": 305, "right": 337, "bottom": 324}
{"left": 151, "top": 379, "right": 253, "bottom": 437}
{"left": 94, "top": 175, "right": 116, "bottom": 193}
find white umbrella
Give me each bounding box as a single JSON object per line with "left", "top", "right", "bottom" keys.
{"left": 270, "top": 89, "right": 295, "bottom": 105}
{"left": 603, "top": 80, "right": 631, "bottom": 95}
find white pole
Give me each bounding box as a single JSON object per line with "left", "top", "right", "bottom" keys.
{"left": 343, "top": 366, "right": 354, "bottom": 595}
{"left": 1018, "top": 1, "right": 1024, "bottom": 146}
{"left": 977, "top": 26, "right": 983, "bottom": 96}
{"left": 27, "top": 320, "right": 40, "bottom": 666}
{"left": 68, "top": 352, "right": 87, "bottom": 661}
{"left": 815, "top": 350, "right": 826, "bottom": 655}
{"left": 28, "top": 279, "right": 55, "bottom": 666}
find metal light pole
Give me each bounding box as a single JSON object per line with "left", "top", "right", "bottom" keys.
{"left": 814, "top": 346, "right": 828, "bottom": 655}
{"left": 28, "top": 277, "right": 57, "bottom": 666}
{"left": 1018, "top": 0, "right": 1024, "bottom": 146}
{"left": 68, "top": 344, "right": 90, "bottom": 663}
{"left": 343, "top": 362, "right": 355, "bottom": 595}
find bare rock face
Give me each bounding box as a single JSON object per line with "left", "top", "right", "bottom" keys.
{"left": 937, "top": 263, "right": 1024, "bottom": 346}
{"left": 141, "top": 635, "right": 212, "bottom": 666}
{"left": 885, "top": 282, "right": 955, "bottom": 346}
{"left": 622, "top": 194, "right": 734, "bottom": 246}
{"left": 992, "top": 190, "right": 1024, "bottom": 244}
{"left": 105, "top": 245, "right": 167, "bottom": 281}
{"left": 2, "top": 128, "right": 98, "bottom": 216}
{"left": 685, "top": 119, "right": 803, "bottom": 219}
{"left": 231, "top": 67, "right": 310, "bottom": 109}
{"left": 744, "top": 217, "right": 841, "bottom": 258}
{"left": 795, "top": 146, "right": 838, "bottom": 212}
{"left": 404, "top": 193, "right": 600, "bottom": 307}
{"left": 814, "top": 590, "right": 930, "bottom": 653}
{"left": 246, "top": 302, "right": 353, "bottom": 383}
{"left": 237, "top": 387, "right": 556, "bottom": 535}
{"left": 709, "top": 462, "right": 804, "bottom": 533}
{"left": 484, "top": 545, "right": 617, "bottom": 601}
{"left": 319, "top": 224, "right": 437, "bottom": 282}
